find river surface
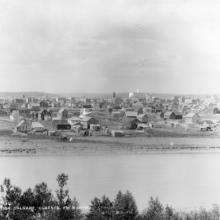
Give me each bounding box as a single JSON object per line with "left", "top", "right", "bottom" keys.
{"left": 1, "top": 152, "right": 220, "bottom": 211}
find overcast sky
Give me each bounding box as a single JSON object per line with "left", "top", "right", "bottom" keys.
{"left": 0, "top": 0, "right": 220, "bottom": 94}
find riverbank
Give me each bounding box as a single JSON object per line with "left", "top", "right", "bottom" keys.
{"left": 1, "top": 135, "right": 220, "bottom": 156}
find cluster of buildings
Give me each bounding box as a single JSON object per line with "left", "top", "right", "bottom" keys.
{"left": 0, "top": 92, "right": 220, "bottom": 137}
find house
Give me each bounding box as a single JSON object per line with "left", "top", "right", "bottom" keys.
{"left": 151, "top": 105, "right": 163, "bottom": 113}
{"left": 125, "top": 111, "right": 138, "bottom": 118}
{"left": 14, "top": 120, "right": 32, "bottom": 133}
{"left": 199, "top": 114, "right": 220, "bottom": 124}
{"left": 40, "top": 101, "right": 49, "bottom": 108}
{"left": 79, "top": 116, "right": 99, "bottom": 129}
{"left": 122, "top": 117, "right": 140, "bottom": 129}
{"left": 67, "top": 117, "right": 83, "bottom": 131}
{"left": 163, "top": 111, "right": 183, "bottom": 120}
{"left": 31, "top": 121, "right": 48, "bottom": 133}
{"left": 183, "top": 113, "right": 200, "bottom": 124}
{"left": 137, "top": 114, "right": 148, "bottom": 123}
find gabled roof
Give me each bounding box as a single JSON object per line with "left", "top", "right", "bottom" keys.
{"left": 173, "top": 110, "right": 182, "bottom": 116}
{"left": 31, "top": 122, "right": 44, "bottom": 129}
{"left": 80, "top": 116, "right": 92, "bottom": 122}
{"left": 16, "top": 120, "right": 25, "bottom": 128}
{"left": 164, "top": 111, "right": 172, "bottom": 117}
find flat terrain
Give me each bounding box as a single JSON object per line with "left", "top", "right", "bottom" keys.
{"left": 0, "top": 135, "right": 220, "bottom": 156}
{"left": 1, "top": 118, "right": 220, "bottom": 156}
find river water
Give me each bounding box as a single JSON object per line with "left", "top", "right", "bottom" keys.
{"left": 1, "top": 152, "right": 220, "bottom": 211}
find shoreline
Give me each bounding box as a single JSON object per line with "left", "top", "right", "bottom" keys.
{"left": 0, "top": 133, "right": 220, "bottom": 156}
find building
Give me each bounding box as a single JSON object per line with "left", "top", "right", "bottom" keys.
{"left": 52, "top": 119, "right": 71, "bottom": 130}
{"left": 40, "top": 101, "right": 49, "bottom": 108}
{"left": 137, "top": 114, "right": 148, "bottom": 123}
{"left": 183, "top": 113, "right": 200, "bottom": 124}
{"left": 79, "top": 116, "right": 99, "bottom": 129}
{"left": 163, "top": 111, "right": 183, "bottom": 120}
{"left": 14, "top": 120, "right": 32, "bottom": 133}
{"left": 122, "top": 117, "right": 140, "bottom": 129}
{"left": 124, "top": 111, "right": 138, "bottom": 118}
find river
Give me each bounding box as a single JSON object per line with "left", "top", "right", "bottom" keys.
{"left": 1, "top": 152, "right": 220, "bottom": 211}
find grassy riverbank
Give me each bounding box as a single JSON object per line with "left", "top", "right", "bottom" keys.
{"left": 0, "top": 135, "right": 220, "bottom": 156}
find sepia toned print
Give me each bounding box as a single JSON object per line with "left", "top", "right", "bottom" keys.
{"left": 0, "top": 0, "right": 220, "bottom": 219}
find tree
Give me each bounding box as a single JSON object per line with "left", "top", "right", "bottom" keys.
{"left": 71, "top": 197, "right": 83, "bottom": 220}
{"left": 56, "top": 173, "right": 81, "bottom": 220}
{"left": 56, "top": 173, "right": 70, "bottom": 218}
{"left": 19, "top": 188, "right": 35, "bottom": 208}
{"left": 164, "top": 205, "right": 180, "bottom": 220}
{"left": 33, "top": 182, "right": 54, "bottom": 213}
{"left": 87, "top": 196, "right": 114, "bottom": 220}
{"left": 114, "top": 190, "right": 138, "bottom": 220}
{"left": 0, "top": 178, "right": 22, "bottom": 219}
{"left": 142, "top": 197, "right": 164, "bottom": 220}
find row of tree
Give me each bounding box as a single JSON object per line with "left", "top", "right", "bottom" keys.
{"left": 0, "top": 173, "right": 220, "bottom": 220}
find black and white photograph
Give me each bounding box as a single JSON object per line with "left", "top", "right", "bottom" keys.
{"left": 0, "top": 0, "right": 220, "bottom": 219}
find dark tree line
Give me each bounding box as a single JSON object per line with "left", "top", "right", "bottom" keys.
{"left": 0, "top": 174, "right": 220, "bottom": 220}
{"left": 0, "top": 174, "right": 82, "bottom": 220}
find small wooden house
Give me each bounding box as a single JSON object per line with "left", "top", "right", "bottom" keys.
{"left": 79, "top": 116, "right": 99, "bottom": 129}
{"left": 15, "top": 120, "right": 32, "bottom": 133}
{"left": 183, "top": 113, "right": 200, "bottom": 124}
{"left": 163, "top": 111, "right": 183, "bottom": 120}
{"left": 122, "top": 117, "right": 140, "bottom": 130}
{"left": 137, "top": 114, "right": 148, "bottom": 123}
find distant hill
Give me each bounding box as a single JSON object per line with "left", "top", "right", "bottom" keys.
{"left": 0, "top": 92, "right": 58, "bottom": 98}
{"left": 0, "top": 91, "right": 216, "bottom": 100}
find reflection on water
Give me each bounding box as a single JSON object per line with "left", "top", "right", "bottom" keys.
{"left": 0, "top": 153, "right": 220, "bottom": 210}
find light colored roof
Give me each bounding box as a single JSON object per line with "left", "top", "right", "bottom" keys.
{"left": 16, "top": 120, "right": 25, "bottom": 128}
{"left": 125, "top": 111, "right": 138, "bottom": 118}
{"left": 164, "top": 111, "right": 172, "bottom": 117}
{"left": 31, "top": 122, "right": 44, "bottom": 129}
{"left": 80, "top": 116, "right": 92, "bottom": 122}
{"left": 138, "top": 114, "right": 148, "bottom": 117}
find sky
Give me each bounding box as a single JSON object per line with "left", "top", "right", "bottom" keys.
{"left": 0, "top": 0, "right": 220, "bottom": 94}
